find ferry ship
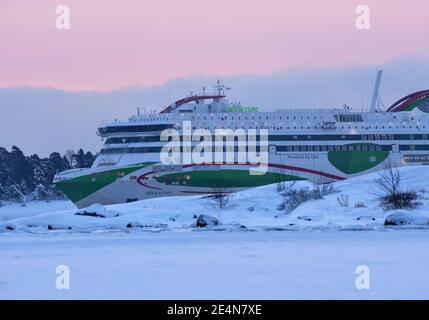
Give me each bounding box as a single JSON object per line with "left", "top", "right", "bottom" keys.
{"left": 54, "top": 71, "right": 429, "bottom": 208}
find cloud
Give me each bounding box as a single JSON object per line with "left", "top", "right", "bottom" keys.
{"left": 1, "top": 57, "right": 429, "bottom": 156}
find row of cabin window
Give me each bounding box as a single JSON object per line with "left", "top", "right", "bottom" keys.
{"left": 174, "top": 124, "right": 426, "bottom": 131}
{"left": 275, "top": 144, "right": 389, "bottom": 152}
{"left": 99, "top": 144, "right": 429, "bottom": 154}
{"left": 105, "top": 133, "right": 429, "bottom": 144}
{"left": 192, "top": 114, "right": 376, "bottom": 122}
{"left": 100, "top": 123, "right": 426, "bottom": 135}
{"left": 136, "top": 113, "right": 407, "bottom": 122}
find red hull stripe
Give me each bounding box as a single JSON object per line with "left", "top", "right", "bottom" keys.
{"left": 136, "top": 171, "right": 162, "bottom": 189}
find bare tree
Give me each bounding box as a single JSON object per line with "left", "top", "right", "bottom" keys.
{"left": 375, "top": 160, "right": 417, "bottom": 209}
{"left": 210, "top": 179, "right": 231, "bottom": 209}
{"left": 336, "top": 194, "right": 349, "bottom": 207}
{"left": 275, "top": 168, "right": 286, "bottom": 193}
{"left": 313, "top": 174, "right": 336, "bottom": 199}
{"left": 375, "top": 160, "right": 401, "bottom": 199}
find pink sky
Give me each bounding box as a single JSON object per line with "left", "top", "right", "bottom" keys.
{"left": 0, "top": 0, "right": 428, "bottom": 91}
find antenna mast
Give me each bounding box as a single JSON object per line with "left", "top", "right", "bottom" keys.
{"left": 214, "top": 80, "right": 225, "bottom": 95}
{"left": 369, "top": 70, "right": 383, "bottom": 113}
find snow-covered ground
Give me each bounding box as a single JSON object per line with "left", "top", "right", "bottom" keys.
{"left": 1, "top": 166, "right": 429, "bottom": 299}
{"left": 0, "top": 200, "right": 76, "bottom": 222}
{"left": 1, "top": 166, "right": 429, "bottom": 231}
{"left": 1, "top": 230, "right": 429, "bottom": 299}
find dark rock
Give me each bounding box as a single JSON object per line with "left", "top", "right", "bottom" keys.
{"left": 5, "top": 225, "right": 15, "bottom": 231}
{"left": 384, "top": 213, "right": 411, "bottom": 226}
{"left": 357, "top": 216, "right": 376, "bottom": 221}
{"left": 126, "top": 222, "right": 143, "bottom": 228}
{"left": 48, "top": 224, "right": 70, "bottom": 230}
{"left": 75, "top": 211, "right": 105, "bottom": 218}
{"left": 196, "top": 214, "right": 219, "bottom": 227}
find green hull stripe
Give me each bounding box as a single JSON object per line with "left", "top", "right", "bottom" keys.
{"left": 156, "top": 170, "right": 305, "bottom": 188}
{"left": 56, "top": 162, "right": 156, "bottom": 203}
{"left": 328, "top": 149, "right": 388, "bottom": 174}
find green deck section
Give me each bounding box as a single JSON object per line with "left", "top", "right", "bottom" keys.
{"left": 56, "top": 162, "right": 155, "bottom": 203}
{"left": 155, "top": 169, "right": 305, "bottom": 188}
{"left": 328, "top": 147, "right": 388, "bottom": 174}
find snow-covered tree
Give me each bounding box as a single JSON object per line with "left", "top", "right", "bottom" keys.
{"left": 0, "top": 146, "right": 94, "bottom": 203}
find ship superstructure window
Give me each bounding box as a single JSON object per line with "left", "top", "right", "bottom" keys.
{"left": 98, "top": 124, "right": 174, "bottom": 135}
{"left": 404, "top": 154, "right": 429, "bottom": 162}
{"left": 105, "top": 136, "right": 159, "bottom": 144}
{"left": 334, "top": 114, "right": 363, "bottom": 122}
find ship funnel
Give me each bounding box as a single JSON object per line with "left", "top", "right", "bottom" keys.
{"left": 369, "top": 70, "right": 383, "bottom": 113}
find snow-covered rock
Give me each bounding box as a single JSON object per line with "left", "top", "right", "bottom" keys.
{"left": 75, "top": 204, "right": 119, "bottom": 218}
{"left": 385, "top": 211, "right": 429, "bottom": 226}
{"left": 195, "top": 214, "right": 219, "bottom": 227}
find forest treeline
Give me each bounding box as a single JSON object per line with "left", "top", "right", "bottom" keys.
{"left": 0, "top": 146, "right": 95, "bottom": 204}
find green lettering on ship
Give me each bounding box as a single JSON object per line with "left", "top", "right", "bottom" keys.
{"left": 56, "top": 162, "right": 156, "bottom": 203}
{"left": 328, "top": 145, "right": 388, "bottom": 174}
{"left": 155, "top": 170, "right": 305, "bottom": 188}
